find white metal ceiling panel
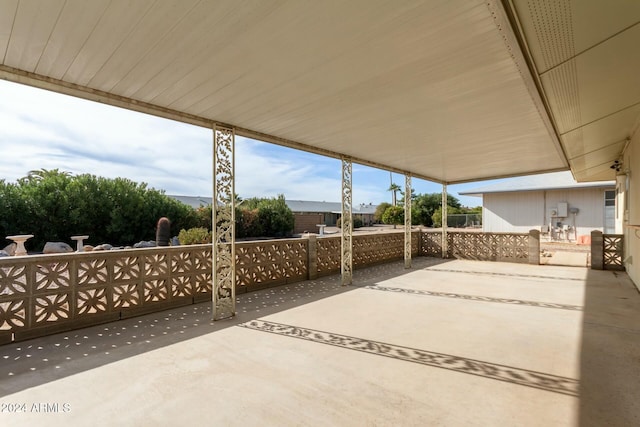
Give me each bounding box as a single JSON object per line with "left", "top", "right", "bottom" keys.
{"left": 0, "top": 0, "right": 18, "bottom": 61}
{"left": 3, "top": 0, "right": 65, "bottom": 71}
{"left": 510, "top": 0, "right": 640, "bottom": 182}
{"left": 562, "top": 105, "right": 640, "bottom": 160}
{"left": 0, "top": 0, "right": 569, "bottom": 184}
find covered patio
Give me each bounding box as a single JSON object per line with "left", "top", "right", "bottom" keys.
{"left": 1, "top": 1, "right": 640, "bottom": 425}
{"left": 1, "top": 258, "right": 639, "bottom": 426}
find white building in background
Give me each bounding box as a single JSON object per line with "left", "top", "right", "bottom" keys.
{"left": 459, "top": 172, "right": 617, "bottom": 242}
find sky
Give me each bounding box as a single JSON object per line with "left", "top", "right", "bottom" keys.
{"left": 0, "top": 79, "right": 493, "bottom": 207}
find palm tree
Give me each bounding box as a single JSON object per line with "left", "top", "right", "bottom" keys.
{"left": 388, "top": 171, "right": 401, "bottom": 206}
{"left": 388, "top": 183, "right": 401, "bottom": 206}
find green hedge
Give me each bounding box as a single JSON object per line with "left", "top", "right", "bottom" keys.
{"left": 0, "top": 170, "right": 197, "bottom": 251}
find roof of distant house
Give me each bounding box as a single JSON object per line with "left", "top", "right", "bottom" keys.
{"left": 169, "top": 196, "right": 378, "bottom": 214}
{"left": 458, "top": 171, "right": 615, "bottom": 197}
{"left": 168, "top": 195, "right": 213, "bottom": 208}
{"left": 285, "top": 200, "right": 378, "bottom": 214}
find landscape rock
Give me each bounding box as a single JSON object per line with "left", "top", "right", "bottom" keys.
{"left": 83, "top": 245, "right": 94, "bottom": 252}
{"left": 93, "top": 244, "right": 113, "bottom": 251}
{"left": 134, "top": 240, "right": 156, "bottom": 249}
{"left": 43, "top": 242, "right": 74, "bottom": 254}
{"left": 0, "top": 250, "right": 10, "bottom": 257}
{"left": 171, "top": 236, "right": 180, "bottom": 246}
{"left": 3, "top": 242, "right": 17, "bottom": 256}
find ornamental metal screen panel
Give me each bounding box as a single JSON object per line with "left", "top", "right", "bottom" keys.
{"left": 603, "top": 234, "right": 624, "bottom": 270}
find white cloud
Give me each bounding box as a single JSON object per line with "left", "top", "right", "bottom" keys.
{"left": 0, "top": 80, "right": 482, "bottom": 207}
{"left": 0, "top": 81, "right": 384, "bottom": 204}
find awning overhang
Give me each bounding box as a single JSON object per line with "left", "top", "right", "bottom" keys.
{"left": 1, "top": 1, "right": 637, "bottom": 184}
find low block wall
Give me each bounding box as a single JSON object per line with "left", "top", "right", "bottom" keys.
{"left": 0, "top": 230, "right": 537, "bottom": 344}
{"left": 590, "top": 231, "right": 624, "bottom": 271}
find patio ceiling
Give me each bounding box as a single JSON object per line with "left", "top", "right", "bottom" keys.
{"left": 0, "top": 1, "right": 635, "bottom": 184}
{"left": 507, "top": 0, "right": 640, "bottom": 182}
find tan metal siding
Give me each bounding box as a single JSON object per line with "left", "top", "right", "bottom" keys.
{"left": 483, "top": 187, "right": 615, "bottom": 239}
{"left": 483, "top": 191, "right": 544, "bottom": 233}
{"left": 623, "top": 130, "right": 639, "bottom": 290}
{"left": 544, "top": 188, "right": 611, "bottom": 239}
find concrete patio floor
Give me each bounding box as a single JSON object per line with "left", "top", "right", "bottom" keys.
{"left": 1, "top": 258, "right": 639, "bottom": 426}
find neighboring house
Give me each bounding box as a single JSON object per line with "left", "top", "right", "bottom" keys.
{"left": 168, "top": 195, "right": 213, "bottom": 209}
{"left": 169, "top": 196, "right": 378, "bottom": 235}
{"left": 459, "top": 172, "right": 617, "bottom": 242}
{"left": 284, "top": 200, "right": 378, "bottom": 234}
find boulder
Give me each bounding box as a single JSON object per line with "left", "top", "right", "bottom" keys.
{"left": 43, "top": 242, "right": 73, "bottom": 254}
{"left": 3, "top": 242, "right": 17, "bottom": 256}
{"left": 83, "top": 245, "right": 94, "bottom": 252}
{"left": 93, "top": 244, "right": 113, "bottom": 251}
{"left": 0, "top": 250, "right": 10, "bottom": 257}
{"left": 171, "top": 236, "right": 180, "bottom": 246}
{"left": 134, "top": 240, "right": 156, "bottom": 249}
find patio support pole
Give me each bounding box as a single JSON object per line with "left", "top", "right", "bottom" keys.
{"left": 341, "top": 157, "right": 353, "bottom": 285}
{"left": 404, "top": 174, "right": 412, "bottom": 268}
{"left": 212, "top": 125, "right": 236, "bottom": 320}
{"left": 442, "top": 183, "right": 448, "bottom": 258}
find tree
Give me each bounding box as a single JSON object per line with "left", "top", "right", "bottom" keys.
{"left": 388, "top": 183, "right": 401, "bottom": 206}
{"left": 431, "top": 205, "right": 462, "bottom": 228}
{"left": 412, "top": 193, "right": 462, "bottom": 227}
{"left": 3, "top": 171, "right": 197, "bottom": 250}
{"left": 255, "top": 194, "right": 294, "bottom": 237}
{"left": 381, "top": 206, "right": 404, "bottom": 229}
{"left": 373, "top": 202, "right": 392, "bottom": 223}
{"left": 398, "top": 187, "right": 416, "bottom": 204}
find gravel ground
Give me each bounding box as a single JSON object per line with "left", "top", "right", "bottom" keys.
{"left": 541, "top": 241, "right": 591, "bottom": 253}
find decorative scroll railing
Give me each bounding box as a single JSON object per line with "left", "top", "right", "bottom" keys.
{"left": 1, "top": 230, "right": 538, "bottom": 344}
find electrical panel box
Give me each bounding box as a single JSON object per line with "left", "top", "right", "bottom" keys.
{"left": 557, "top": 202, "right": 568, "bottom": 217}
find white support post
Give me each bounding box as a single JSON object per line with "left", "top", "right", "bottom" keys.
{"left": 404, "top": 174, "right": 412, "bottom": 268}
{"left": 212, "top": 125, "right": 236, "bottom": 320}
{"left": 341, "top": 157, "right": 353, "bottom": 285}
{"left": 442, "top": 183, "right": 448, "bottom": 258}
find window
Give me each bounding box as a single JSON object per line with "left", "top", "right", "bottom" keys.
{"left": 605, "top": 190, "right": 615, "bottom": 206}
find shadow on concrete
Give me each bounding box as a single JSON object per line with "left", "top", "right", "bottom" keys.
{"left": 0, "top": 257, "right": 450, "bottom": 397}
{"left": 578, "top": 268, "right": 640, "bottom": 426}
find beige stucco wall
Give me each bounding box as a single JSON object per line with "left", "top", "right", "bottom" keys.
{"left": 623, "top": 132, "right": 639, "bottom": 291}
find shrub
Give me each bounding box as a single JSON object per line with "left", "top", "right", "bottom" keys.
{"left": 178, "top": 227, "right": 212, "bottom": 245}
{"left": 381, "top": 206, "right": 404, "bottom": 228}
{"left": 1, "top": 169, "right": 198, "bottom": 249}
{"left": 336, "top": 217, "right": 363, "bottom": 228}
{"left": 373, "top": 202, "right": 391, "bottom": 223}
{"left": 255, "top": 195, "right": 294, "bottom": 237}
